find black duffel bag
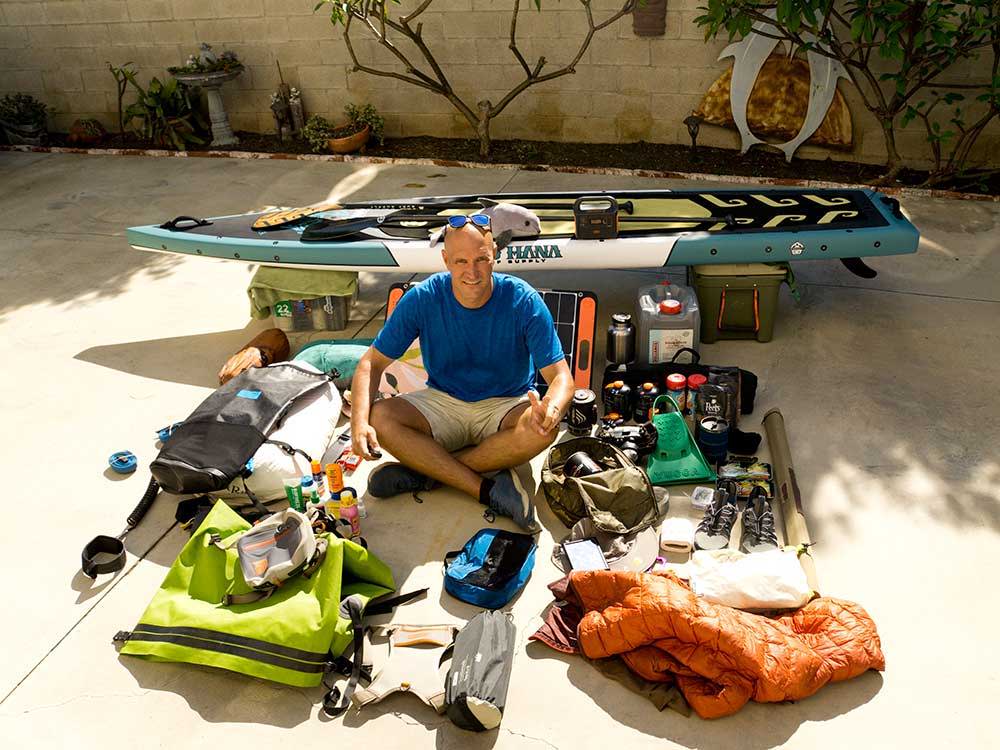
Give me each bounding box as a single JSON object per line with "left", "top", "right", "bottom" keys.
{"left": 151, "top": 362, "right": 332, "bottom": 494}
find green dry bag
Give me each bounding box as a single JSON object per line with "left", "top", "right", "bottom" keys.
{"left": 115, "top": 501, "right": 395, "bottom": 690}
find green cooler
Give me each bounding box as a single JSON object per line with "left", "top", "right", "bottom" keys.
{"left": 691, "top": 263, "right": 787, "bottom": 343}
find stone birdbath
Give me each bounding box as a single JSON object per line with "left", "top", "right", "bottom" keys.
{"left": 171, "top": 68, "right": 242, "bottom": 147}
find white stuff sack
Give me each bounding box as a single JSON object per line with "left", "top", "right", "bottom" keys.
{"left": 689, "top": 548, "right": 812, "bottom": 610}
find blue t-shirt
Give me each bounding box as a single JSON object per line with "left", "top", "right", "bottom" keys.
{"left": 373, "top": 273, "right": 565, "bottom": 402}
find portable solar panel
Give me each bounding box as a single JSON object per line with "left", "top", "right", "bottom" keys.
{"left": 384, "top": 282, "right": 597, "bottom": 394}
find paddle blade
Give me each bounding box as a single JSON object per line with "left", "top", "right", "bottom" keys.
{"left": 300, "top": 216, "right": 384, "bottom": 242}
{"left": 252, "top": 200, "right": 345, "bottom": 230}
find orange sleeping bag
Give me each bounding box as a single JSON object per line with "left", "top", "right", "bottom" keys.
{"left": 570, "top": 570, "right": 884, "bottom": 719}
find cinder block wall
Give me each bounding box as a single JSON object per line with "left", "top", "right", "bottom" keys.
{"left": 1, "top": 0, "right": 997, "bottom": 169}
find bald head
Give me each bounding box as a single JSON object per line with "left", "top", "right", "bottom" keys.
{"left": 441, "top": 223, "right": 496, "bottom": 309}
{"left": 441, "top": 222, "right": 495, "bottom": 258}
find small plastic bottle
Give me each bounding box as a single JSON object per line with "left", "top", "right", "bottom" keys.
{"left": 311, "top": 460, "right": 328, "bottom": 502}
{"left": 665, "top": 373, "right": 687, "bottom": 413}
{"left": 325, "top": 463, "right": 344, "bottom": 517}
{"left": 339, "top": 488, "right": 362, "bottom": 538}
{"left": 686, "top": 373, "right": 708, "bottom": 430}
{"left": 284, "top": 477, "right": 304, "bottom": 512}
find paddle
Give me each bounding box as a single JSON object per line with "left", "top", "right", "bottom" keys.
{"left": 253, "top": 198, "right": 637, "bottom": 230}
{"left": 300, "top": 211, "right": 735, "bottom": 242}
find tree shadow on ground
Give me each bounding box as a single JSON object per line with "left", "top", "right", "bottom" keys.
{"left": 73, "top": 323, "right": 271, "bottom": 387}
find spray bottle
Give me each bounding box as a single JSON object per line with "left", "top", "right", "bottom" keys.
{"left": 311, "top": 459, "right": 328, "bottom": 502}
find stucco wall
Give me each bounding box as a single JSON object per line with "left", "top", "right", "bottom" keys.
{"left": 1, "top": 0, "right": 997, "bottom": 170}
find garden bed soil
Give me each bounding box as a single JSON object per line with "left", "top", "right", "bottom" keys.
{"left": 41, "top": 130, "right": 998, "bottom": 196}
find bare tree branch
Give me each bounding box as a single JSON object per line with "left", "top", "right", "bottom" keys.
{"left": 491, "top": 0, "right": 635, "bottom": 119}
{"left": 509, "top": 0, "right": 533, "bottom": 77}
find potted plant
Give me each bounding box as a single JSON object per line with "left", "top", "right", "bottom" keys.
{"left": 67, "top": 117, "right": 107, "bottom": 146}
{"left": 0, "top": 93, "right": 49, "bottom": 145}
{"left": 301, "top": 115, "right": 336, "bottom": 153}
{"left": 333, "top": 102, "right": 384, "bottom": 153}
{"left": 301, "top": 103, "right": 384, "bottom": 154}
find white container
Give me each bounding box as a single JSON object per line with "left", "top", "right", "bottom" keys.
{"left": 634, "top": 281, "right": 700, "bottom": 364}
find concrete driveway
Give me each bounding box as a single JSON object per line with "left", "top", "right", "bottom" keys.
{"left": 0, "top": 151, "right": 997, "bottom": 748}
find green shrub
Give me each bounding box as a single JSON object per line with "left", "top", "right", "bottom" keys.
{"left": 124, "top": 76, "right": 207, "bottom": 150}
{"left": 0, "top": 93, "right": 48, "bottom": 125}
{"left": 301, "top": 114, "right": 336, "bottom": 153}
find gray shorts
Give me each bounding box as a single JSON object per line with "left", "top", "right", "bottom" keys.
{"left": 400, "top": 388, "right": 529, "bottom": 452}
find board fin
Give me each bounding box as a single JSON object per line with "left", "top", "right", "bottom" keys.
{"left": 840, "top": 257, "right": 877, "bottom": 279}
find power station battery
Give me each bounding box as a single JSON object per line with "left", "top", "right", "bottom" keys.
{"left": 574, "top": 196, "right": 619, "bottom": 239}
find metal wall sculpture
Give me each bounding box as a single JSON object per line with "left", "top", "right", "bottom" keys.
{"left": 696, "top": 10, "right": 853, "bottom": 161}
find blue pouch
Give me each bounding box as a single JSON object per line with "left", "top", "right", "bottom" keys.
{"left": 444, "top": 529, "right": 536, "bottom": 609}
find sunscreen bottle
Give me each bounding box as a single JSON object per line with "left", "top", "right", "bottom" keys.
{"left": 339, "top": 488, "right": 361, "bottom": 538}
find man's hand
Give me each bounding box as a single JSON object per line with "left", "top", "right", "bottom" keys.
{"left": 352, "top": 422, "right": 381, "bottom": 460}
{"left": 527, "top": 390, "right": 561, "bottom": 436}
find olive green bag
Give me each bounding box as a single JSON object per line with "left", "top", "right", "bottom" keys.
{"left": 541, "top": 437, "right": 658, "bottom": 533}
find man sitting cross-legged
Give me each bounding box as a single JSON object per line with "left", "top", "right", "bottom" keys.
{"left": 349, "top": 215, "right": 575, "bottom": 532}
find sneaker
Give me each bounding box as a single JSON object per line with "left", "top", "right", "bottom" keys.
{"left": 739, "top": 489, "right": 779, "bottom": 554}
{"left": 367, "top": 462, "right": 434, "bottom": 498}
{"left": 694, "top": 483, "right": 738, "bottom": 551}
{"left": 487, "top": 469, "right": 540, "bottom": 533}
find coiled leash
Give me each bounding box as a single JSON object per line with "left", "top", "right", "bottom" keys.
{"left": 81, "top": 477, "right": 160, "bottom": 578}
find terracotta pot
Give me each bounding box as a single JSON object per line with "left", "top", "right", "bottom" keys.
{"left": 67, "top": 118, "right": 106, "bottom": 146}
{"left": 327, "top": 123, "right": 370, "bottom": 154}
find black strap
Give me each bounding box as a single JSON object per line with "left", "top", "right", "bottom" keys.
{"left": 159, "top": 215, "right": 212, "bottom": 230}
{"left": 669, "top": 347, "right": 701, "bottom": 364}
{"left": 81, "top": 535, "right": 126, "bottom": 578}
{"left": 224, "top": 588, "right": 274, "bottom": 606}
{"left": 323, "top": 595, "right": 366, "bottom": 717}
{"left": 364, "top": 587, "right": 428, "bottom": 617}
{"left": 264, "top": 439, "right": 313, "bottom": 465}
{"left": 115, "top": 627, "right": 327, "bottom": 674}
{"left": 321, "top": 588, "right": 429, "bottom": 717}
{"left": 241, "top": 479, "right": 271, "bottom": 517}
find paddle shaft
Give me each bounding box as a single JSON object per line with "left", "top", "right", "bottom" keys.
{"left": 301, "top": 211, "right": 733, "bottom": 241}
{"left": 333, "top": 199, "right": 636, "bottom": 214}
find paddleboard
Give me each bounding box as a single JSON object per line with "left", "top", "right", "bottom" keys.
{"left": 127, "top": 188, "right": 919, "bottom": 273}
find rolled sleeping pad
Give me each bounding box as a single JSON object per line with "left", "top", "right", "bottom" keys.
{"left": 762, "top": 408, "right": 819, "bottom": 593}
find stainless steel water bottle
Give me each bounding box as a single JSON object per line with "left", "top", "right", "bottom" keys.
{"left": 606, "top": 313, "right": 636, "bottom": 365}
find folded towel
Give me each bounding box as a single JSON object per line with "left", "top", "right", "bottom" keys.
{"left": 247, "top": 266, "right": 358, "bottom": 319}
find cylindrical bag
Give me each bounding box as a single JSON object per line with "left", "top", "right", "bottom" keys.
{"left": 541, "top": 437, "right": 658, "bottom": 533}
{"left": 445, "top": 611, "right": 516, "bottom": 732}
